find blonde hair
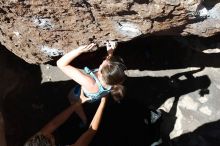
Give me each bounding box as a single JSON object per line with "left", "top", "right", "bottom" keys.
{"left": 101, "top": 56, "right": 126, "bottom": 102}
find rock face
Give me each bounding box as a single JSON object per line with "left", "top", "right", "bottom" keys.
{"left": 0, "top": 0, "right": 220, "bottom": 64}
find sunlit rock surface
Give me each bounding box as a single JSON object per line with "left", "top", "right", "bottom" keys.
{"left": 183, "top": 3, "right": 220, "bottom": 37}
{"left": 0, "top": 0, "right": 220, "bottom": 64}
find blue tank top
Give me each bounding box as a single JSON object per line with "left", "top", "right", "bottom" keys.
{"left": 83, "top": 67, "right": 111, "bottom": 103}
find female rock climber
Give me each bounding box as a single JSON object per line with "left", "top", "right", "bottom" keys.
{"left": 56, "top": 41, "right": 126, "bottom": 126}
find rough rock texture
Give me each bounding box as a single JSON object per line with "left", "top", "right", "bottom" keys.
{"left": 183, "top": 2, "right": 220, "bottom": 37}
{"left": 0, "top": 0, "right": 220, "bottom": 64}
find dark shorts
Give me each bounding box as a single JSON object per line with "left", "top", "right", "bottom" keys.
{"left": 68, "top": 85, "right": 81, "bottom": 102}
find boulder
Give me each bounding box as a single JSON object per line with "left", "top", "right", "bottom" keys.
{"left": 0, "top": 0, "right": 220, "bottom": 64}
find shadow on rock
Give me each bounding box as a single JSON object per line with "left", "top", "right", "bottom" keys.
{"left": 170, "top": 119, "right": 220, "bottom": 146}
{"left": 50, "top": 35, "right": 220, "bottom": 71}
{"left": 21, "top": 67, "right": 211, "bottom": 146}
{"left": 116, "top": 35, "right": 220, "bottom": 70}
{"left": 124, "top": 67, "right": 211, "bottom": 109}
{"left": 23, "top": 80, "right": 149, "bottom": 146}
{"left": 145, "top": 96, "right": 180, "bottom": 146}
{"left": 0, "top": 45, "right": 42, "bottom": 146}
{"left": 1, "top": 34, "right": 217, "bottom": 146}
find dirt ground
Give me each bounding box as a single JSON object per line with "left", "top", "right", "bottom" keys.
{"left": 1, "top": 36, "right": 220, "bottom": 146}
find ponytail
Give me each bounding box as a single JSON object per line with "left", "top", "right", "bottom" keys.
{"left": 101, "top": 55, "right": 127, "bottom": 102}
{"left": 110, "top": 84, "right": 125, "bottom": 102}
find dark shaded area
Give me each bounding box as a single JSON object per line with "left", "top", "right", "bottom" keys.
{"left": 1, "top": 34, "right": 220, "bottom": 146}
{"left": 50, "top": 35, "right": 220, "bottom": 71}
{"left": 90, "top": 98, "right": 148, "bottom": 146}
{"left": 143, "top": 96, "right": 180, "bottom": 146}
{"left": 64, "top": 35, "right": 220, "bottom": 71}
{"left": 160, "top": 96, "right": 180, "bottom": 146}
{"left": 0, "top": 45, "right": 42, "bottom": 146}
{"left": 116, "top": 35, "right": 220, "bottom": 70}
{"left": 134, "top": 0, "right": 150, "bottom": 4}
{"left": 124, "top": 67, "right": 210, "bottom": 109}
{"left": 19, "top": 68, "right": 211, "bottom": 146}
{"left": 171, "top": 119, "right": 220, "bottom": 146}
{"left": 26, "top": 80, "right": 85, "bottom": 145}
{"left": 117, "top": 10, "right": 138, "bottom": 16}
{"left": 203, "top": 0, "right": 218, "bottom": 10}
{"left": 16, "top": 67, "right": 210, "bottom": 146}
